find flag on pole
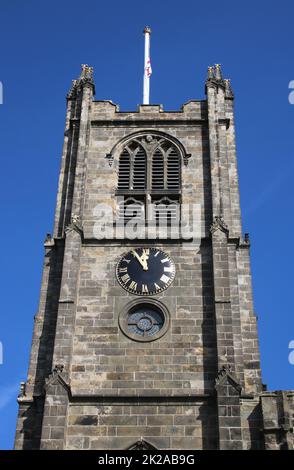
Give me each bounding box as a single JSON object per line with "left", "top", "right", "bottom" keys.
{"left": 143, "top": 26, "right": 151, "bottom": 104}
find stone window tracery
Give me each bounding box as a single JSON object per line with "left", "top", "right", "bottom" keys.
{"left": 117, "top": 134, "right": 181, "bottom": 225}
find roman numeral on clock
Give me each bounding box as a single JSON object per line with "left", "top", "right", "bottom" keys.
{"left": 118, "top": 267, "right": 128, "bottom": 273}
{"left": 129, "top": 281, "right": 138, "bottom": 291}
{"left": 120, "top": 273, "right": 130, "bottom": 283}
{"left": 164, "top": 266, "right": 174, "bottom": 273}
{"left": 160, "top": 274, "right": 170, "bottom": 284}
{"left": 141, "top": 284, "right": 149, "bottom": 294}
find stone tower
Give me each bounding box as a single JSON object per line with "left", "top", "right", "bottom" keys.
{"left": 14, "top": 64, "right": 294, "bottom": 450}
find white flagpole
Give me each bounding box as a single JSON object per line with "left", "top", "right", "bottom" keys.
{"left": 143, "top": 26, "right": 151, "bottom": 104}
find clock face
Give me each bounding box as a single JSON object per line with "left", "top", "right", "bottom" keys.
{"left": 116, "top": 248, "right": 176, "bottom": 295}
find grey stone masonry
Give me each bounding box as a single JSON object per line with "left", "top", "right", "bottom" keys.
{"left": 14, "top": 64, "right": 294, "bottom": 450}
{"left": 260, "top": 391, "right": 294, "bottom": 449}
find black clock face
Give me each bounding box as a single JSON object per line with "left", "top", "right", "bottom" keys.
{"left": 116, "top": 248, "right": 176, "bottom": 295}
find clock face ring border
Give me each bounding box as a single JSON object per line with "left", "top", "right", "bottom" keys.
{"left": 118, "top": 298, "right": 170, "bottom": 343}
{"left": 115, "top": 247, "right": 176, "bottom": 296}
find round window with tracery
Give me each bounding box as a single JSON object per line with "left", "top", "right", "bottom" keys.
{"left": 119, "top": 301, "right": 170, "bottom": 342}
{"left": 127, "top": 307, "right": 164, "bottom": 338}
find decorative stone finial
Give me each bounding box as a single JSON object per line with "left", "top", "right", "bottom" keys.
{"left": 143, "top": 26, "right": 151, "bottom": 34}
{"left": 18, "top": 381, "right": 26, "bottom": 398}
{"left": 44, "top": 233, "right": 52, "bottom": 244}
{"left": 80, "top": 64, "right": 94, "bottom": 80}
{"left": 214, "top": 64, "right": 222, "bottom": 80}
{"left": 17, "top": 380, "right": 34, "bottom": 404}
{"left": 67, "top": 79, "right": 79, "bottom": 99}
{"left": 207, "top": 66, "right": 215, "bottom": 80}
{"left": 224, "top": 79, "right": 234, "bottom": 99}
{"left": 67, "top": 65, "right": 95, "bottom": 99}
{"left": 44, "top": 232, "right": 54, "bottom": 248}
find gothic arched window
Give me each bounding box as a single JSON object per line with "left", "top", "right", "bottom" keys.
{"left": 117, "top": 134, "right": 182, "bottom": 224}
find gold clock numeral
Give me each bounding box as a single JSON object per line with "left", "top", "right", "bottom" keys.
{"left": 154, "top": 251, "right": 160, "bottom": 257}
{"left": 160, "top": 274, "right": 170, "bottom": 284}
{"left": 141, "top": 284, "right": 149, "bottom": 294}
{"left": 161, "top": 258, "right": 169, "bottom": 264}
{"left": 122, "top": 258, "right": 131, "bottom": 264}
{"left": 121, "top": 273, "right": 130, "bottom": 283}
{"left": 154, "top": 283, "right": 161, "bottom": 292}
{"left": 129, "top": 281, "right": 138, "bottom": 291}
{"left": 118, "top": 267, "right": 128, "bottom": 273}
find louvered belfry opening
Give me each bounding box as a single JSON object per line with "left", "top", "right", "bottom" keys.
{"left": 133, "top": 147, "right": 147, "bottom": 190}
{"left": 117, "top": 196, "right": 145, "bottom": 223}
{"left": 152, "top": 149, "right": 164, "bottom": 190}
{"left": 167, "top": 148, "right": 180, "bottom": 190}
{"left": 117, "top": 135, "right": 181, "bottom": 226}
{"left": 118, "top": 148, "right": 131, "bottom": 190}
{"left": 153, "top": 196, "right": 180, "bottom": 226}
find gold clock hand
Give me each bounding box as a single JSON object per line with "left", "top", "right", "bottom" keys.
{"left": 131, "top": 250, "right": 149, "bottom": 271}
{"left": 141, "top": 249, "right": 149, "bottom": 271}
{"left": 131, "top": 250, "right": 146, "bottom": 269}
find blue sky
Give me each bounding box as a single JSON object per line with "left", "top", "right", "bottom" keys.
{"left": 0, "top": 0, "right": 293, "bottom": 449}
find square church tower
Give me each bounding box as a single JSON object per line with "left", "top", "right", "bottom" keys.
{"left": 14, "top": 64, "right": 294, "bottom": 450}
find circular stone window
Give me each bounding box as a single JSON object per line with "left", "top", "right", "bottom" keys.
{"left": 119, "top": 300, "right": 170, "bottom": 342}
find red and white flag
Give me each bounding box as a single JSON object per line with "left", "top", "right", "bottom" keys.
{"left": 145, "top": 58, "right": 152, "bottom": 78}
